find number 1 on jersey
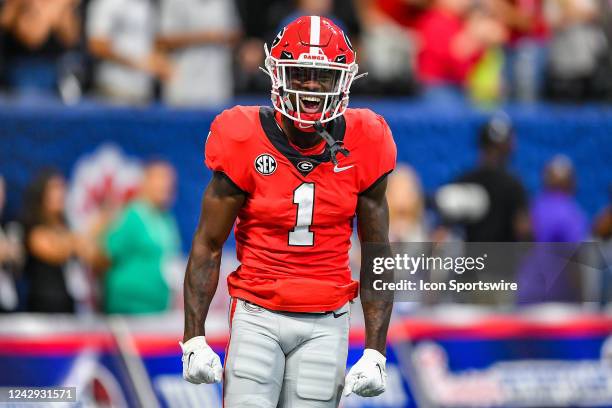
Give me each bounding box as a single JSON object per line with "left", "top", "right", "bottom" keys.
{"left": 289, "top": 183, "right": 315, "bottom": 246}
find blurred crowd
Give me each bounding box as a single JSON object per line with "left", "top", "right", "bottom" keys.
{"left": 1, "top": 115, "right": 612, "bottom": 316}
{"left": 386, "top": 116, "right": 612, "bottom": 307}
{"left": 0, "top": 160, "right": 183, "bottom": 315}
{"left": 0, "top": 0, "right": 612, "bottom": 106}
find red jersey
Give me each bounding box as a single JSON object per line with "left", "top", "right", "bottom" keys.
{"left": 205, "top": 106, "right": 396, "bottom": 312}
{"left": 415, "top": 9, "right": 484, "bottom": 85}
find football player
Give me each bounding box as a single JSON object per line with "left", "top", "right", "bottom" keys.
{"left": 181, "top": 15, "right": 397, "bottom": 407}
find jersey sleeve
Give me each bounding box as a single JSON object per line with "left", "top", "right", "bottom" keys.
{"left": 358, "top": 114, "right": 397, "bottom": 193}
{"left": 204, "top": 110, "right": 254, "bottom": 193}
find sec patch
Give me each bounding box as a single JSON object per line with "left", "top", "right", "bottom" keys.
{"left": 255, "top": 153, "right": 277, "bottom": 175}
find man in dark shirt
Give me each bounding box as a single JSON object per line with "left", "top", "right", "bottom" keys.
{"left": 453, "top": 115, "right": 530, "bottom": 242}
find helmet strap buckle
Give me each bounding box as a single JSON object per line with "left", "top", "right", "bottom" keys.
{"left": 313, "top": 121, "right": 350, "bottom": 165}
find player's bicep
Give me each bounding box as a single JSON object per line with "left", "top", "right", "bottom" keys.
{"left": 356, "top": 176, "right": 389, "bottom": 244}
{"left": 194, "top": 171, "right": 246, "bottom": 250}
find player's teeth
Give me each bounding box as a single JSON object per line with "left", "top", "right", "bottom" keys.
{"left": 302, "top": 96, "right": 320, "bottom": 103}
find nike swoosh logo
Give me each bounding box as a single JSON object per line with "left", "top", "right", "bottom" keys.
{"left": 333, "top": 164, "right": 354, "bottom": 173}
{"left": 333, "top": 311, "right": 348, "bottom": 318}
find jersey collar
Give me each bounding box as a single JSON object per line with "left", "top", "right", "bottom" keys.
{"left": 258, "top": 106, "right": 346, "bottom": 176}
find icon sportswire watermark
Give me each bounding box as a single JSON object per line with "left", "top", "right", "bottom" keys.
{"left": 360, "top": 242, "right": 610, "bottom": 304}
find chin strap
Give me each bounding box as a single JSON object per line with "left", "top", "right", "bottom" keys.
{"left": 314, "top": 121, "right": 349, "bottom": 165}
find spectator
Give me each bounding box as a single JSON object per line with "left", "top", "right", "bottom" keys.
{"left": 0, "top": 0, "right": 81, "bottom": 97}
{"left": 445, "top": 114, "right": 530, "bottom": 242}
{"left": 21, "top": 170, "right": 97, "bottom": 313}
{"left": 386, "top": 164, "right": 431, "bottom": 310}
{"left": 545, "top": 0, "right": 607, "bottom": 101}
{"left": 387, "top": 164, "right": 427, "bottom": 242}
{"left": 593, "top": 183, "right": 612, "bottom": 304}
{"left": 233, "top": 0, "right": 288, "bottom": 94}
{"left": 0, "top": 175, "right": 22, "bottom": 312}
{"left": 234, "top": 0, "right": 288, "bottom": 43}
{"left": 87, "top": 0, "right": 172, "bottom": 104}
{"left": 157, "top": 0, "right": 240, "bottom": 107}
{"left": 531, "top": 155, "right": 587, "bottom": 242}
{"left": 486, "top": 0, "right": 549, "bottom": 101}
{"left": 594, "top": 184, "right": 612, "bottom": 243}
{"left": 353, "top": 0, "right": 421, "bottom": 95}
{"left": 102, "top": 161, "right": 181, "bottom": 315}
{"left": 414, "top": 0, "right": 507, "bottom": 103}
{"left": 517, "top": 155, "right": 586, "bottom": 304}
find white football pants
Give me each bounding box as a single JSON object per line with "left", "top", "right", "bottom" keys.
{"left": 223, "top": 298, "right": 350, "bottom": 408}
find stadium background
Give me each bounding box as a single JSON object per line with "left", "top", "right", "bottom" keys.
{"left": 1, "top": 0, "right": 612, "bottom": 407}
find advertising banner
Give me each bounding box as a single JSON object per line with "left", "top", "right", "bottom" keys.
{"left": 2, "top": 309, "right": 612, "bottom": 407}
{"left": 0, "top": 316, "right": 137, "bottom": 407}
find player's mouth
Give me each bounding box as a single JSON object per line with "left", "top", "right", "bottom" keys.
{"left": 299, "top": 95, "right": 323, "bottom": 114}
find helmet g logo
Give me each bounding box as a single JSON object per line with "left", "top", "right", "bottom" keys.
{"left": 255, "top": 154, "right": 277, "bottom": 175}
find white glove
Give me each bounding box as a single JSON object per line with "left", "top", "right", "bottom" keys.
{"left": 179, "top": 336, "right": 223, "bottom": 384}
{"left": 343, "top": 348, "right": 387, "bottom": 397}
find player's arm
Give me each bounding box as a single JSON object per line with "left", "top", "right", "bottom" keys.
{"left": 183, "top": 171, "right": 246, "bottom": 342}
{"left": 345, "top": 175, "right": 392, "bottom": 398}
{"left": 356, "top": 176, "right": 392, "bottom": 355}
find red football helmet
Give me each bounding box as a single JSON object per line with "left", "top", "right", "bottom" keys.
{"left": 264, "top": 16, "right": 359, "bottom": 128}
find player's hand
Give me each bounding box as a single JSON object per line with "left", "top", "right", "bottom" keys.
{"left": 179, "top": 336, "right": 223, "bottom": 384}
{"left": 343, "top": 348, "right": 387, "bottom": 397}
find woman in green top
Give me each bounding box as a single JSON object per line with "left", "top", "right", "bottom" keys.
{"left": 103, "top": 161, "right": 181, "bottom": 314}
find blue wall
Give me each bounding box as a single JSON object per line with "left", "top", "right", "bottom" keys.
{"left": 1, "top": 99, "right": 611, "bottom": 250}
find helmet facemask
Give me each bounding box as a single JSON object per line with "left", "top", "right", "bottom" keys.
{"left": 264, "top": 44, "right": 358, "bottom": 126}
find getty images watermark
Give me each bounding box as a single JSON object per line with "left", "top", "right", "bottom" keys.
{"left": 361, "top": 242, "right": 610, "bottom": 303}
{"left": 371, "top": 252, "right": 517, "bottom": 293}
